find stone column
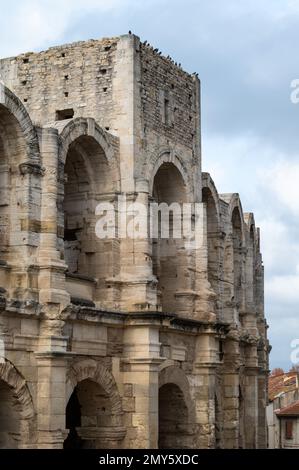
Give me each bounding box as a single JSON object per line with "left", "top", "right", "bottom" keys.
{"left": 8, "top": 157, "right": 43, "bottom": 300}
{"left": 193, "top": 203, "right": 217, "bottom": 322}
{"left": 38, "top": 127, "right": 69, "bottom": 308}
{"left": 35, "top": 346, "right": 69, "bottom": 449}
{"left": 118, "top": 180, "right": 158, "bottom": 312}
{"left": 222, "top": 335, "right": 240, "bottom": 448}
{"left": 122, "top": 321, "right": 163, "bottom": 448}
{"left": 192, "top": 327, "right": 218, "bottom": 448}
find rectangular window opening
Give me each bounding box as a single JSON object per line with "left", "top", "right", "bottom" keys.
{"left": 56, "top": 109, "right": 74, "bottom": 121}
{"left": 286, "top": 419, "right": 294, "bottom": 439}
{"left": 164, "top": 98, "right": 170, "bottom": 125}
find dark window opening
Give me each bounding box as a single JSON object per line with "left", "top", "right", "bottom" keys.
{"left": 56, "top": 108, "right": 74, "bottom": 121}
{"left": 64, "top": 228, "right": 79, "bottom": 242}
{"left": 61, "top": 52, "right": 66, "bottom": 58}
{"left": 100, "top": 68, "right": 107, "bottom": 75}
{"left": 64, "top": 75, "right": 69, "bottom": 80}
{"left": 164, "top": 98, "right": 170, "bottom": 125}
{"left": 286, "top": 419, "right": 294, "bottom": 439}
{"left": 105, "top": 46, "right": 111, "bottom": 51}
{"left": 64, "top": 92, "right": 69, "bottom": 98}
{"left": 24, "top": 98, "right": 28, "bottom": 103}
{"left": 219, "top": 340, "right": 224, "bottom": 361}
{"left": 23, "top": 58, "right": 29, "bottom": 64}
{"left": 105, "top": 126, "right": 110, "bottom": 131}
{"left": 21, "top": 80, "right": 27, "bottom": 86}
{"left": 103, "top": 87, "right": 107, "bottom": 92}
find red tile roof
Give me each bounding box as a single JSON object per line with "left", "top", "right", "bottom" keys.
{"left": 268, "top": 371, "right": 298, "bottom": 401}
{"left": 275, "top": 400, "right": 299, "bottom": 417}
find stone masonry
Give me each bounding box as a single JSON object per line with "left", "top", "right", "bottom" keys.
{"left": 0, "top": 34, "right": 269, "bottom": 448}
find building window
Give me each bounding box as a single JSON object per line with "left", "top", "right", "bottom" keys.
{"left": 56, "top": 109, "right": 74, "bottom": 121}
{"left": 164, "top": 98, "right": 170, "bottom": 125}
{"left": 285, "top": 419, "right": 294, "bottom": 439}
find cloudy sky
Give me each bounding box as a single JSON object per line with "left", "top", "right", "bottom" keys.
{"left": 0, "top": 0, "right": 298, "bottom": 370}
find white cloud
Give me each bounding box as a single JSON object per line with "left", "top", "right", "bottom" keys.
{"left": 266, "top": 271, "right": 299, "bottom": 305}
{"left": 0, "top": 0, "right": 139, "bottom": 57}
{"left": 261, "top": 160, "right": 299, "bottom": 217}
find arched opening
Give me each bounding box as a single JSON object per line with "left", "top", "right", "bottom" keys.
{"left": 0, "top": 379, "right": 22, "bottom": 448}
{"left": 202, "top": 187, "right": 220, "bottom": 315}
{"left": 152, "top": 162, "right": 188, "bottom": 313}
{"left": 232, "top": 207, "right": 243, "bottom": 311}
{"left": 247, "top": 225, "right": 255, "bottom": 309}
{"left": 0, "top": 105, "right": 28, "bottom": 264}
{"left": 64, "top": 378, "right": 120, "bottom": 449}
{"left": 61, "top": 134, "right": 115, "bottom": 304}
{"left": 158, "top": 383, "right": 193, "bottom": 449}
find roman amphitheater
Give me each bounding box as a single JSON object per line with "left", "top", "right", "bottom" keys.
{"left": 0, "top": 34, "right": 269, "bottom": 449}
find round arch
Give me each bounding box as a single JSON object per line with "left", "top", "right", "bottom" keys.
{"left": 66, "top": 359, "right": 123, "bottom": 416}
{"left": 0, "top": 84, "right": 40, "bottom": 165}
{"left": 57, "top": 118, "right": 120, "bottom": 284}
{"left": 65, "top": 359, "right": 125, "bottom": 449}
{"left": 58, "top": 117, "right": 117, "bottom": 168}
{"left": 148, "top": 149, "right": 192, "bottom": 200}
{"left": 227, "top": 194, "right": 245, "bottom": 246}
{"left": 0, "top": 360, "right": 35, "bottom": 448}
{"left": 158, "top": 366, "right": 196, "bottom": 449}
{"left": 202, "top": 172, "right": 221, "bottom": 228}
{"left": 159, "top": 365, "right": 194, "bottom": 415}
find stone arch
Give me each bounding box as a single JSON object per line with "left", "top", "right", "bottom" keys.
{"left": 158, "top": 366, "right": 196, "bottom": 448}
{"left": 227, "top": 194, "right": 245, "bottom": 246}
{"left": 202, "top": 172, "right": 221, "bottom": 225}
{"left": 56, "top": 118, "right": 120, "bottom": 302}
{"left": 202, "top": 173, "right": 221, "bottom": 315}
{"left": 244, "top": 213, "right": 257, "bottom": 314}
{"left": 65, "top": 359, "right": 125, "bottom": 449}
{"left": 148, "top": 149, "right": 192, "bottom": 200}
{"left": 150, "top": 154, "right": 193, "bottom": 314}
{"left": 0, "top": 84, "right": 40, "bottom": 165}
{"left": 221, "top": 194, "right": 246, "bottom": 322}
{"left": 0, "top": 359, "right": 35, "bottom": 448}
{"left": 58, "top": 117, "right": 118, "bottom": 169}
{"left": 0, "top": 85, "right": 41, "bottom": 268}
{"left": 66, "top": 359, "right": 122, "bottom": 414}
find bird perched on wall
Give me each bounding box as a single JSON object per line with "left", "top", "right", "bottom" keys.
{"left": 128, "top": 30, "right": 132, "bottom": 35}
{"left": 143, "top": 40, "right": 147, "bottom": 45}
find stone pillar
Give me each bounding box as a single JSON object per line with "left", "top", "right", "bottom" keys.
{"left": 35, "top": 344, "right": 69, "bottom": 449}
{"left": 118, "top": 181, "right": 158, "bottom": 312}
{"left": 38, "top": 127, "right": 69, "bottom": 308}
{"left": 222, "top": 335, "right": 240, "bottom": 448}
{"left": 8, "top": 158, "right": 43, "bottom": 300}
{"left": 122, "top": 322, "right": 162, "bottom": 448}
{"left": 193, "top": 203, "right": 216, "bottom": 322}
{"left": 192, "top": 327, "right": 218, "bottom": 448}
